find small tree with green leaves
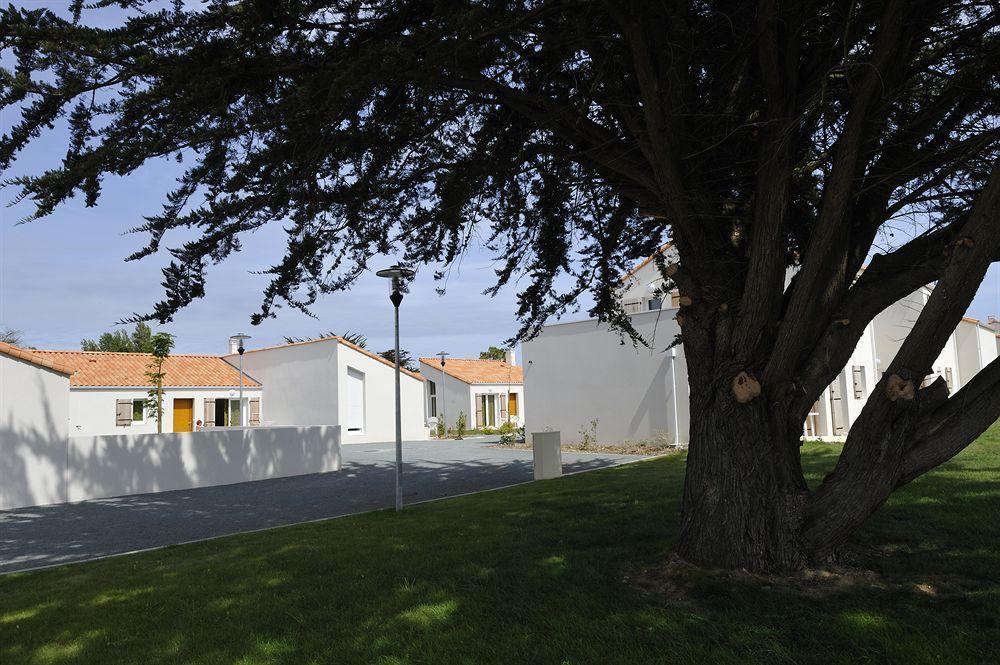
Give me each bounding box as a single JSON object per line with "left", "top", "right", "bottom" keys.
{"left": 144, "top": 333, "right": 174, "bottom": 433}
{"left": 455, "top": 411, "right": 467, "bottom": 440}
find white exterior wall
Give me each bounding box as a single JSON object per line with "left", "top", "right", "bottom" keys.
{"left": 873, "top": 287, "right": 962, "bottom": 390}
{"left": 228, "top": 340, "right": 339, "bottom": 426}
{"left": 420, "top": 362, "right": 473, "bottom": 432}
{"left": 67, "top": 386, "right": 263, "bottom": 437}
{"left": 465, "top": 383, "right": 526, "bottom": 429}
{"left": 956, "top": 321, "right": 999, "bottom": 389}
{"left": 0, "top": 355, "right": 70, "bottom": 510}
{"left": 335, "top": 343, "right": 428, "bottom": 444}
{"left": 523, "top": 309, "right": 688, "bottom": 446}
{"left": 619, "top": 247, "right": 681, "bottom": 312}
{"left": 228, "top": 339, "right": 428, "bottom": 444}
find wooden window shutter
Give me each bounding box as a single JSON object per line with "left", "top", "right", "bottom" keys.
{"left": 852, "top": 366, "right": 866, "bottom": 399}
{"left": 116, "top": 399, "right": 133, "bottom": 426}
{"left": 249, "top": 398, "right": 261, "bottom": 426}
{"left": 204, "top": 398, "right": 216, "bottom": 427}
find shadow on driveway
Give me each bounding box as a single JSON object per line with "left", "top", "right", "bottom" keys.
{"left": 0, "top": 439, "right": 647, "bottom": 574}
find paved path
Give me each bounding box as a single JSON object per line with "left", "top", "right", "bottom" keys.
{"left": 0, "top": 438, "right": 646, "bottom": 574}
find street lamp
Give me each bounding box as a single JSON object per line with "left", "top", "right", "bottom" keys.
{"left": 230, "top": 333, "right": 251, "bottom": 426}
{"left": 375, "top": 263, "right": 415, "bottom": 512}
{"left": 436, "top": 351, "right": 450, "bottom": 438}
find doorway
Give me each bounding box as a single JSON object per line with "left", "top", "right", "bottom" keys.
{"left": 173, "top": 398, "right": 194, "bottom": 432}
{"left": 475, "top": 394, "right": 497, "bottom": 428}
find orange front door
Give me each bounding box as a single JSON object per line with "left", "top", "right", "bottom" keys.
{"left": 172, "top": 398, "right": 194, "bottom": 432}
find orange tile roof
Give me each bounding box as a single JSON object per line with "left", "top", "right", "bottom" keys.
{"left": 620, "top": 243, "right": 673, "bottom": 283}
{"left": 418, "top": 358, "right": 523, "bottom": 385}
{"left": 0, "top": 341, "right": 74, "bottom": 376}
{"left": 30, "top": 350, "right": 260, "bottom": 388}
{"left": 236, "top": 336, "right": 424, "bottom": 381}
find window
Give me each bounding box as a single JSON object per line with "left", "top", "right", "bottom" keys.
{"left": 132, "top": 399, "right": 146, "bottom": 423}
{"left": 475, "top": 394, "right": 497, "bottom": 428}
{"left": 228, "top": 399, "right": 241, "bottom": 427}
{"left": 428, "top": 380, "right": 437, "bottom": 417}
{"left": 622, "top": 298, "right": 643, "bottom": 314}
{"left": 508, "top": 392, "right": 519, "bottom": 417}
{"left": 346, "top": 367, "right": 365, "bottom": 433}
{"left": 648, "top": 297, "right": 662, "bottom": 311}
{"left": 851, "top": 366, "right": 866, "bottom": 399}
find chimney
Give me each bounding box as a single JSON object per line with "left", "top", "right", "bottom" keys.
{"left": 229, "top": 337, "right": 240, "bottom": 355}
{"left": 505, "top": 348, "right": 516, "bottom": 366}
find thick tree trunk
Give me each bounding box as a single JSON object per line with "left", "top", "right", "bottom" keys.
{"left": 677, "top": 397, "right": 812, "bottom": 571}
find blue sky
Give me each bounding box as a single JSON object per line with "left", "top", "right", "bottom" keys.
{"left": 0, "top": 2, "right": 997, "bottom": 358}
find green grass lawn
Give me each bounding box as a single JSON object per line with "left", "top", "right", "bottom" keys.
{"left": 3, "top": 425, "right": 999, "bottom": 664}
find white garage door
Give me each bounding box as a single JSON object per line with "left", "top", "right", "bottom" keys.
{"left": 346, "top": 367, "right": 365, "bottom": 433}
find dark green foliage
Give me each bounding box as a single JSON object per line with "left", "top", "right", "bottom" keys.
{"left": 0, "top": 327, "right": 23, "bottom": 345}
{"left": 283, "top": 330, "right": 366, "bottom": 346}
{"left": 0, "top": 1, "right": 995, "bottom": 342}
{"left": 378, "top": 347, "right": 417, "bottom": 372}
{"left": 81, "top": 322, "right": 156, "bottom": 352}
{"left": 479, "top": 345, "right": 506, "bottom": 361}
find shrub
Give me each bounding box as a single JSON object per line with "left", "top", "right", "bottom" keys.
{"left": 436, "top": 421, "right": 446, "bottom": 438}
{"left": 456, "top": 411, "right": 467, "bottom": 439}
{"left": 497, "top": 421, "right": 517, "bottom": 444}
{"left": 578, "top": 419, "right": 599, "bottom": 449}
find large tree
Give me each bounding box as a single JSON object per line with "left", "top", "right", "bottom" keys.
{"left": 2, "top": 1, "right": 998, "bottom": 571}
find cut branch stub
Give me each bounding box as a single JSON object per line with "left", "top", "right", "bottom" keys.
{"left": 664, "top": 263, "right": 679, "bottom": 277}
{"left": 731, "top": 371, "right": 762, "bottom": 404}
{"left": 678, "top": 295, "right": 693, "bottom": 307}
{"left": 885, "top": 374, "right": 915, "bottom": 402}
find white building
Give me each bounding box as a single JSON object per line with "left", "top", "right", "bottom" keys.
{"left": 524, "top": 249, "right": 997, "bottom": 446}
{"left": 418, "top": 351, "right": 524, "bottom": 432}
{"left": 0, "top": 342, "right": 73, "bottom": 509}
{"left": 227, "top": 336, "right": 428, "bottom": 444}
{"left": 30, "top": 349, "right": 263, "bottom": 436}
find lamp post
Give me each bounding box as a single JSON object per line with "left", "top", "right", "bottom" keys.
{"left": 230, "top": 334, "right": 251, "bottom": 426}
{"left": 436, "top": 351, "right": 449, "bottom": 438}
{"left": 376, "top": 263, "right": 415, "bottom": 511}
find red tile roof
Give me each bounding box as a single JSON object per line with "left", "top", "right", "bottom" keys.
{"left": 30, "top": 350, "right": 260, "bottom": 388}
{"left": 620, "top": 243, "right": 673, "bottom": 283}
{"left": 419, "top": 358, "right": 523, "bottom": 385}
{"left": 0, "top": 342, "right": 74, "bottom": 376}
{"left": 236, "top": 336, "right": 424, "bottom": 381}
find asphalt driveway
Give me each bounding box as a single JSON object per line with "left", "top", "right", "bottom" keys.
{"left": 0, "top": 438, "right": 647, "bottom": 574}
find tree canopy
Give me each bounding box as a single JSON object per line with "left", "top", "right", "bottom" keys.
{"left": 479, "top": 346, "right": 507, "bottom": 361}
{"left": 2, "top": 0, "right": 998, "bottom": 571}
{"left": 81, "top": 322, "right": 156, "bottom": 353}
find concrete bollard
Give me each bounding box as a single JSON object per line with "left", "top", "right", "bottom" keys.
{"left": 532, "top": 431, "right": 562, "bottom": 480}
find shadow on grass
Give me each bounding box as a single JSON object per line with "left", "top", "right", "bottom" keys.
{"left": 1, "top": 433, "right": 998, "bottom": 665}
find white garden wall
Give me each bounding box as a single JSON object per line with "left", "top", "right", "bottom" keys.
{"left": 0, "top": 425, "right": 341, "bottom": 510}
